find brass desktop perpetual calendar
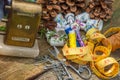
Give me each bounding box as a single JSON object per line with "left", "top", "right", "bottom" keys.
{"left": 5, "top": 0, "right": 42, "bottom": 47}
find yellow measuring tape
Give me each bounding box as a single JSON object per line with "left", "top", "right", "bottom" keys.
{"left": 62, "top": 44, "right": 88, "bottom": 56}
{"left": 95, "top": 57, "right": 119, "bottom": 77}
{"left": 62, "top": 28, "right": 119, "bottom": 79}
{"left": 104, "top": 27, "right": 120, "bottom": 37}
{"left": 93, "top": 46, "right": 111, "bottom": 61}
{"left": 62, "top": 42, "right": 94, "bottom": 61}
{"left": 63, "top": 28, "right": 112, "bottom": 62}
{"left": 90, "top": 57, "right": 119, "bottom": 79}
{"left": 88, "top": 28, "right": 119, "bottom": 79}
{"left": 86, "top": 28, "right": 112, "bottom": 61}
{"left": 86, "top": 28, "right": 100, "bottom": 38}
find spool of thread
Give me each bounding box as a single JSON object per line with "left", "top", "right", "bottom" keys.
{"left": 65, "top": 25, "right": 72, "bottom": 34}
{"left": 76, "top": 40, "right": 81, "bottom": 47}
{"left": 69, "top": 30, "right": 77, "bottom": 48}
{"left": 76, "top": 30, "right": 85, "bottom": 47}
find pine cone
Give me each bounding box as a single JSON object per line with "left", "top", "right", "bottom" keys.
{"left": 86, "top": 0, "right": 114, "bottom": 21}
{"left": 40, "top": 0, "right": 86, "bottom": 21}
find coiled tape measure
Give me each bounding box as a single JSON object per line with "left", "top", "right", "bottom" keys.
{"left": 63, "top": 28, "right": 112, "bottom": 62}
{"left": 62, "top": 28, "right": 119, "bottom": 79}
{"left": 90, "top": 57, "right": 119, "bottom": 79}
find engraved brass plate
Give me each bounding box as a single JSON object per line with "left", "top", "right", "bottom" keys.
{"left": 11, "top": 37, "right": 30, "bottom": 42}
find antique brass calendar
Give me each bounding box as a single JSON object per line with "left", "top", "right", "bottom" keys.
{"left": 5, "top": 0, "right": 42, "bottom": 47}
